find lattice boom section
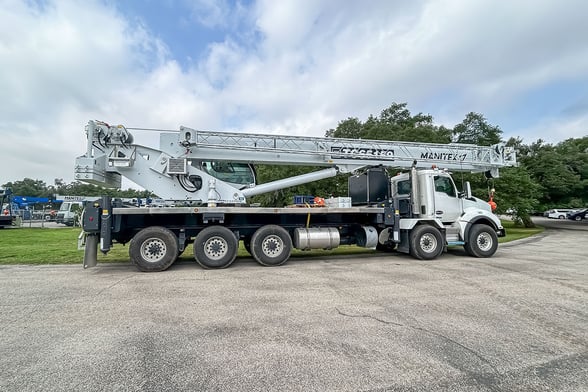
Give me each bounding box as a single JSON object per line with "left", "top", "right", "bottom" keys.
{"left": 187, "top": 129, "right": 514, "bottom": 167}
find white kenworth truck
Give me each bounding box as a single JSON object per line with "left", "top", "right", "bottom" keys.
{"left": 75, "top": 120, "right": 516, "bottom": 271}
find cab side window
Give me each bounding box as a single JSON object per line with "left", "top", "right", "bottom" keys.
{"left": 434, "top": 176, "right": 456, "bottom": 197}
{"left": 397, "top": 180, "right": 411, "bottom": 195}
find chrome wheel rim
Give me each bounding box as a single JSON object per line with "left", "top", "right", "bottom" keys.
{"left": 261, "top": 235, "right": 284, "bottom": 258}
{"left": 140, "top": 238, "right": 167, "bottom": 263}
{"left": 204, "top": 236, "right": 228, "bottom": 260}
{"left": 420, "top": 233, "right": 438, "bottom": 253}
{"left": 476, "top": 232, "right": 493, "bottom": 252}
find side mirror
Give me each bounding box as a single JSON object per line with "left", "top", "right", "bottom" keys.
{"left": 460, "top": 182, "right": 473, "bottom": 199}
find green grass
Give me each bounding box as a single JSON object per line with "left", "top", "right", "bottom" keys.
{"left": 498, "top": 220, "right": 544, "bottom": 243}
{"left": 0, "top": 228, "right": 127, "bottom": 264}
{"left": 0, "top": 220, "right": 543, "bottom": 265}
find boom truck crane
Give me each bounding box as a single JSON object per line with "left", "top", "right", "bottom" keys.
{"left": 75, "top": 120, "right": 516, "bottom": 271}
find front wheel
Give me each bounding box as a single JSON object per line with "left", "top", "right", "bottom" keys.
{"left": 575, "top": 216, "right": 582, "bottom": 221}
{"left": 193, "top": 226, "right": 238, "bottom": 269}
{"left": 129, "top": 226, "right": 179, "bottom": 272}
{"left": 250, "top": 225, "right": 292, "bottom": 266}
{"left": 464, "top": 224, "right": 498, "bottom": 258}
{"left": 409, "top": 225, "right": 443, "bottom": 260}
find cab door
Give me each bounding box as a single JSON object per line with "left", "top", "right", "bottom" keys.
{"left": 433, "top": 174, "right": 462, "bottom": 223}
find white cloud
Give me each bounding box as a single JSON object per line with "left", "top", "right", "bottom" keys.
{"left": 184, "top": 0, "right": 232, "bottom": 29}
{"left": 1, "top": 0, "right": 587, "bottom": 187}
{"left": 515, "top": 113, "right": 588, "bottom": 145}
{"left": 406, "top": 0, "right": 588, "bottom": 122}
{"left": 0, "top": 0, "right": 177, "bottom": 185}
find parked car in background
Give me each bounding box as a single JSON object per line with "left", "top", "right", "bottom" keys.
{"left": 545, "top": 209, "right": 574, "bottom": 219}
{"left": 567, "top": 208, "right": 588, "bottom": 221}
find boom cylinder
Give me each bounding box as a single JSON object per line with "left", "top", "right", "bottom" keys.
{"left": 242, "top": 168, "right": 338, "bottom": 197}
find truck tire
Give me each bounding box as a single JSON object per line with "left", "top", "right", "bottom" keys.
{"left": 464, "top": 224, "right": 498, "bottom": 258}
{"left": 193, "top": 226, "right": 238, "bottom": 269}
{"left": 129, "top": 226, "right": 179, "bottom": 272}
{"left": 409, "top": 225, "right": 443, "bottom": 260}
{"left": 250, "top": 225, "right": 292, "bottom": 266}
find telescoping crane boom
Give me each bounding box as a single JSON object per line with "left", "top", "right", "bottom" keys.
{"left": 75, "top": 121, "right": 515, "bottom": 205}
{"left": 75, "top": 120, "right": 516, "bottom": 272}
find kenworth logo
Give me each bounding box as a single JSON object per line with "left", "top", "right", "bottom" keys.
{"left": 331, "top": 147, "right": 395, "bottom": 159}
{"left": 420, "top": 152, "right": 468, "bottom": 161}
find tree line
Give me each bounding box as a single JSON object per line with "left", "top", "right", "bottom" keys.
{"left": 1, "top": 178, "right": 153, "bottom": 202}
{"left": 3, "top": 103, "right": 587, "bottom": 227}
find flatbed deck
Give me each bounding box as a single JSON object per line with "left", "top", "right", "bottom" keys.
{"left": 112, "top": 206, "right": 386, "bottom": 215}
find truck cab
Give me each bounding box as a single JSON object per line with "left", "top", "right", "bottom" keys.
{"left": 388, "top": 168, "right": 505, "bottom": 258}
{"left": 56, "top": 201, "right": 83, "bottom": 226}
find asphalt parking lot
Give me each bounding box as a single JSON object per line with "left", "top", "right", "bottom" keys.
{"left": 0, "top": 222, "right": 586, "bottom": 391}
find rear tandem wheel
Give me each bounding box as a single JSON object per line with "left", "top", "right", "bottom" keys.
{"left": 129, "top": 226, "right": 179, "bottom": 272}
{"left": 193, "top": 226, "right": 238, "bottom": 269}
{"left": 250, "top": 225, "right": 293, "bottom": 266}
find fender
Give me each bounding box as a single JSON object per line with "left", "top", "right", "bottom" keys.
{"left": 458, "top": 208, "right": 505, "bottom": 241}
{"left": 398, "top": 218, "right": 444, "bottom": 231}
{"left": 394, "top": 218, "right": 446, "bottom": 255}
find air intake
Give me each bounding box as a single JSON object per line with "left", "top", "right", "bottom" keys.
{"left": 168, "top": 158, "right": 187, "bottom": 174}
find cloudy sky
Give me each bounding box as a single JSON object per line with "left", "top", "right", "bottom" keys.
{"left": 1, "top": 0, "right": 587, "bottom": 187}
